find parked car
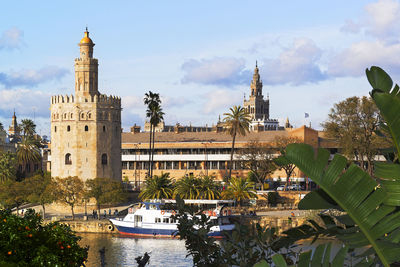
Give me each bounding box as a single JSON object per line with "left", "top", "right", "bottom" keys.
{"left": 288, "top": 184, "right": 302, "bottom": 191}
{"left": 276, "top": 185, "right": 286, "bottom": 191}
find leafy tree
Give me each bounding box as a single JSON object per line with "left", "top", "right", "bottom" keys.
{"left": 19, "top": 119, "right": 36, "bottom": 137}
{"left": 174, "top": 175, "right": 200, "bottom": 199}
{"left": 144, "top": 91, "right": 164, "bottom": 178}
{"left": 221, "top": 177, "right": 256, "bottom": 206}
{"left": 198, "top": 175, "right": 220, "bottom": 200}
{"left": 54, "top": 177, "right": 85, "bottom": 220}
{"left": 0, "top": 152, "right": 17, "bottom": 183}
{"left": 239, "top": 140, "right": 277, "bottom": 190}
{"left": 85, "top": 177, "right": 127, "bottom": 220}
{"left": 139, "top": 173, "right": 173, "bottom": 200}
{"left": 273, "top": 136, "right": 302, "bottom": 190}
{"left": 0, "top": 180, "right": 27, "bottom": 213}
{"left": 24, "top": 172, "right": 56, "bottom": 219}
{"left": 0, "top": 209, "right": 88, "bottom": 266}
{"left": 223, "top": 105, "right": 251, "bottom": 180}
{"left": 322, "top": 96, "right": 387, "bottom": 175}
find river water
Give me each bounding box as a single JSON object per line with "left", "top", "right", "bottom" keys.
{"left": 78, "top": 233, "right": 192, "bottom": 267}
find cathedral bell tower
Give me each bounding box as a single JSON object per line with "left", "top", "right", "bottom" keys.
{"left": 75, "top": 28, "right": 98, "bottom": 98}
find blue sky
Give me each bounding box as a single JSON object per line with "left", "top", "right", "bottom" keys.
{"left": 0, "top": 0, "right": 399, "bottom": 136}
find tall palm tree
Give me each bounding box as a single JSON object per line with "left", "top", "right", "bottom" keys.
{"left": 144, "top": 91, "right": 164, "bottom": 178}
{"left": 16, "top": 137, "right": 41, "bottom": 171}
{"left": 173, "top": 175, "right": 200, "bottom": 199}
{"left": 139, "top": 173, "right": 173, "bottom": 200}
{"left": 221, "top": 177, "right": 256, "bottom": 206}
{"left": 198, "top": 175, "right": 220, "bottom": 200}
{"left": 20, "top": 119, "right": 36, "bottom": 137}
{"left": 223, "top": 106, "right": 251, "bottom": 180}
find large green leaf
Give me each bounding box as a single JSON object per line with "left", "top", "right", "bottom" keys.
{"left": 366, "top": 66, "right": 393, "bottom": 92}
{"left": 286, "top": 143, "right": 400, "bottom": 266}
{"left": 298, "top": 189, "right": 340, "bottom": 210}
{"left": 371, "top": 91, "right": 400, "bottom": 159}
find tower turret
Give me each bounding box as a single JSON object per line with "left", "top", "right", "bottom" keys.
{"left": 75, "top": 28, "right": 98, "bottom": 98}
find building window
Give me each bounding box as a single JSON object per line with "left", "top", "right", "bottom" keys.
{"left": 103, "top": 125, "right": 106, "bottom": 132}
{"left": 54, "top": 126, "right": 57, "bottom": 132}
{"left": 88, "top": 113, "right": 91, "bottom": 119}
{"left": 85, "top": 125, "right": 89, "bottom": 131}
{"left": 65, "top": 153, "right": 72, "bottom": 165}
{"left": 70, "top": 113, "right": 73, "bottom": 119}
{"left": 67, "top": 125, "right": 70, "bottom": 132}
{"left": 101, "top": 154, "right": 108, "bottom": 165}
{"left": 81, "top": 113, "right": 85, "bottom": 119}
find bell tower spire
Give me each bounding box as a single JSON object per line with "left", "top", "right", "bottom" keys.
{"left": 250, "top": 62, "right": 262, "bottom": 97}
{"left": 75, "top": 28, "right": 98, "bottom": 98}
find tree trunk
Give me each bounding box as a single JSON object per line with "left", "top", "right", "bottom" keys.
{"left": 148, "top": 124, "right": 152, "bottom": 178}
{"left": 151, "top": 127, "right": 156, "bottom": 178}
{"left": 42, "top": 204, "right": 46, "bottom": 220}
{"left": 71, "top": 205, "right": 75, "bottom": 221}
{"left": 228, "top": 132, "right": 237, "bottom": 181}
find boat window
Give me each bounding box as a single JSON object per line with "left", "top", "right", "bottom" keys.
{"left": 170, "top": 218, "right": 176, "bottom": 223}
{"left": 155, "top": 218, "right": 161, "bottom": 223}
{"left": 163, "top": 218, "right": 169, "bottom": 224}
{"left": 150, "top": 204, "right": 157, "bottom": 210}
{"left": 134, "top": 215, "right": 142, "bottom": 222}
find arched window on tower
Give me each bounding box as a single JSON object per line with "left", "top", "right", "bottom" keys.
{"left": 88, "top": 113, "right": 91, "bottom": 119}
{"left": 81, "top": 113, "right": 85, "bottom": 119}
{"left": 85, "top": 125, "right": 89, "bottom": 131}
{"left": 101, "top": 154, "right": 107, "bottom": 165}
{"left": 103, "top": 125, "right": 106, "bottom": 132}
{"left": 67, "top": 125, "right": 71, "bottom": 132}
{"left": 65, "top": 153, "right": 72, "bottom": 165}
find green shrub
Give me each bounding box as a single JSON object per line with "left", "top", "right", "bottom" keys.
{"left": 0, "top": 209, "right": 88, "bottom": 266}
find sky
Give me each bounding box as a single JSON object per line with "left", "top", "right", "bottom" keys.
{"left": 1, "top": 0, "right": 400, "bottom": 137}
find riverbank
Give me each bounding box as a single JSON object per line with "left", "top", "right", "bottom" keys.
{"left": 46, "top": 209, "right": 310, "bottom": 235}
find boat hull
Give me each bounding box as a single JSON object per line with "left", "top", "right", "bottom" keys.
{"left": 110, "top": 220, "right": 228, "bottom": 239}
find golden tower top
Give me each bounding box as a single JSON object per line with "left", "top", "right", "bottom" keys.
{"left": 80, "top": 27, "right": 93, "bottom": 44}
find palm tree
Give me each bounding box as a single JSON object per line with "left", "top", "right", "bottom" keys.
{"left": 139, "top": 173, "right": 173, "bottom": 200}
{"left": 221, "top": 177, "right": 256, "bottom": 206}
{"left": 144, "top": 91, "right": 164, "bottom": 178}
{"left": 20, "top": 119, "right": 36, "bottom": 137}
{"left": 198, "top": 176, "right": 220, "bottom": 200}
{"left": 223, "top": 106, "right": 251, "bottom": 180}
{"left": 0, "top": 122, "right": 4, "bottom": 132}
{"left": 174, "top": 175, "right": 200, "bottom": 199}
{"left": 16, "top": 137, "right": 41, "bottom": 176}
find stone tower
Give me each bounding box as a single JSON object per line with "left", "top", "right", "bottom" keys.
{"left": 8, "top": 111, "right": 19, "bottom": 137}
{"left": 243, "top": 62, "right": 270, "bottom": 121}
{"left": 50, "top": 29, "right": 122, "bottom": 181}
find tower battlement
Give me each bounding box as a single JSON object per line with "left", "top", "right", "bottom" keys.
{"left": 51, "top": 94, "right": 121, "bottom": 105}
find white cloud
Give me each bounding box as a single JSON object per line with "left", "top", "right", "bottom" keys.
{"left": 202, "top": 89, "right": 242, "bottom": 114}
{"left": 181, "top": 57, "right": 251, "bottom": 87}
{"left": 0, "top": 89, "right": 51, "bottom": 118}
{"left": 365, "top": 0, "right": 400, "bottom": 40}
{"left": 327, "top": 40, "right": 400, "bottom": 77}
{"left": 261, "top": 38, "right": 327, "bottom": 85}
{"left": 161, "top": 96, "right": 192, "bottom": 109}
{"left": 0, "top": 66, "right": 69, "bottom": 88}
{"left": 0, "top": 27, "right": 24, "bottom": 50}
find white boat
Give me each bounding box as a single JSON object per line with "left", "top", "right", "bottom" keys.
{"left": 109, "top": 199, "right": 236, "bottom": 238}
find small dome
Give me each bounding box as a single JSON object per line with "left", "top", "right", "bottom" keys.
{"left": 80, "top": 29, "right": 93, "bottom": 44}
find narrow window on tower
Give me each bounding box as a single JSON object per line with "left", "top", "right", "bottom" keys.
{"left": 101, "top": 154, "right": 108, "bottom": 165}
{"left": 65, "top": 153, "right": 72, "bottom": 165}
{"left": 103, "top": 125, "right": 106, "bottom": 132}
{"left": 85, "top": 125, "right": 89, "bottom": 131}
{"left": 67, "top": 125, "right": 70, "bottom": 132}
{"left": 54, "top": 126, "right": 57, "bottom": 132}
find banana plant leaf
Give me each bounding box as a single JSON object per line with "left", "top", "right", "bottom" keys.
{"left": 285, "top": 143, "right": 400, "bottom": 266}
{"left": 252, "top": 244, "right": 349, "bottom": 267}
